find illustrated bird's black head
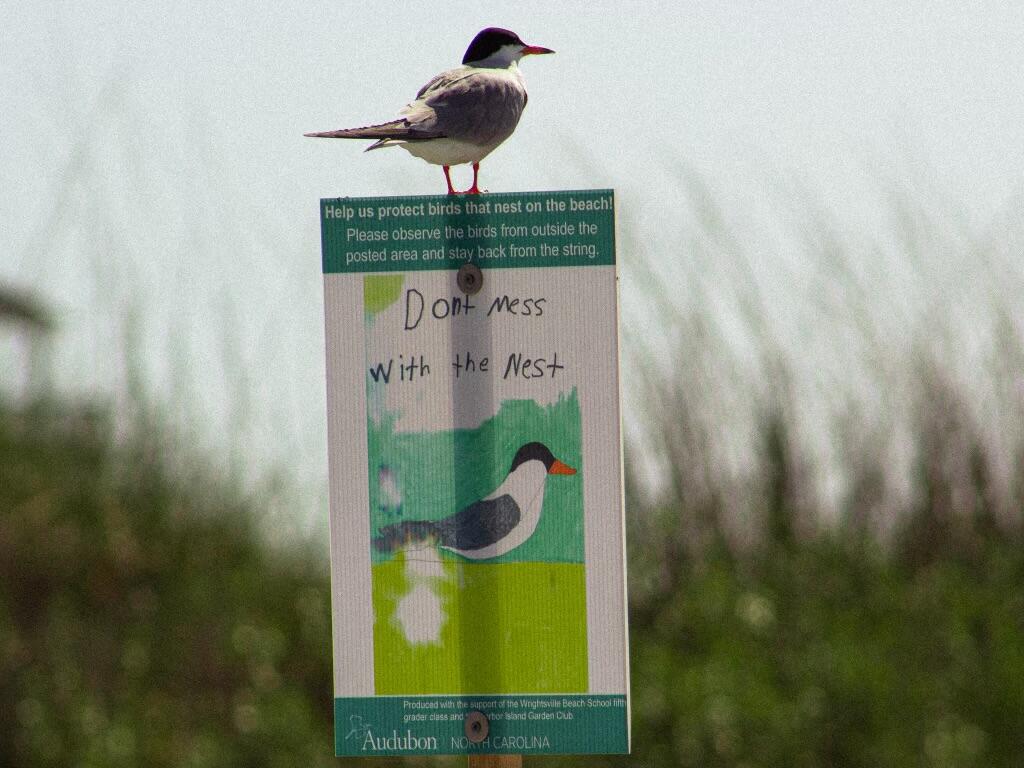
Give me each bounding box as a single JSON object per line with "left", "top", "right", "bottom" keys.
{"left": 509, "top": 442, "right": 577, "bottom": 475}
{"left": 462, "top": 27, "right": 554, "bottom": 66}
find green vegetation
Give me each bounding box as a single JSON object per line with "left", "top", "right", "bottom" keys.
{"left": 616, "top": 497, "right": 1024, "bottom": 767}
{"left": 0, "top": 400, "right": 335, "bottom": 768}
{"left": 4, "top": 377, "right": 1022, "bottom": 766}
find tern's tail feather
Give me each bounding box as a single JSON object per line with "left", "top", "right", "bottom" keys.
{"left": 372, "top": 520, "right": 439, "bottom": 552}
{"left": 304, "top": 119, "right": 441, "bottom": 150}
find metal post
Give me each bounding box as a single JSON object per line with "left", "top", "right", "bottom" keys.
{"left": 468, "top": 756, "right": 523, "bottom": 768}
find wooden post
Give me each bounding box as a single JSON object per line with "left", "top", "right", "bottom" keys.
{"left": 468, "top": 756, "right": 523, "bottom": 768}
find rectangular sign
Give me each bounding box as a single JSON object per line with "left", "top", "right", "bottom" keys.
{"left": 321, "top": 189, "right": 629, "bottom": 757}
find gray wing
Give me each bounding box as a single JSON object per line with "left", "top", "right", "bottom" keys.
{"left": 403, "top": 69, "right": 528, "bottom": 147}
{"left": 434, "top": 494, "right": 521, "bottom": 551}
{"left": 303, "top": 69, "right": 471, "bottom": 142}
{"left": 306, "top": 68, "right": 527, "bottom": 147}
{"left": 413, "top": 67, "right": 476, "bottom": 100}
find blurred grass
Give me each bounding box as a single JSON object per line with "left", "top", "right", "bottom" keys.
{"left": 3, "top": 376, "right": 1022, "bottom": 767}
{"left": 4, "top": 173, "right": 1024, "bottom": 766}
{"left": 0, "top": 398, "right": 335, "bottom": 768}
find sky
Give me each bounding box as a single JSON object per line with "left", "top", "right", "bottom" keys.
{"left": 2, "top": 0, "right": 1023, "bottom": 528}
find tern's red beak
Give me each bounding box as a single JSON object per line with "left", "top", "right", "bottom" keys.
{"left": 549, "top": 459, "right": 577, "bottom": 475}
{"left": 521, "top": 45, "right": 555, "bottom": 56}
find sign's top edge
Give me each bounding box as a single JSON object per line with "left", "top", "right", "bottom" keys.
{"left": 319, "top": 189, "right": 614, "bottom": 204}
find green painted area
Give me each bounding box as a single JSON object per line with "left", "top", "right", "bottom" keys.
{"left": 321, "top": 190, "right": 616, "bottom": 273}
{"left": 367, "top": 392, "right": 584, "bottom": 564}
{"left": 363, "top": 274, "right": 404, "bottom": 314}
{"left": 372, "top": 557, "right": 588, "bottom": 695}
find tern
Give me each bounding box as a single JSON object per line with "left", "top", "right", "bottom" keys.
{"left": 372, "top": 442, "right": 577, "bottom": 560}
{"left": 305, "top": 27, "right": 553, "bottom": 195}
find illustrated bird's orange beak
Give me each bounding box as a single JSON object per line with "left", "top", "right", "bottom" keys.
{"left": 549, "top": 459, "right": 577, "bottom": 475}
{"left": 521, "top": 45, "right": 555, "bottom": 56}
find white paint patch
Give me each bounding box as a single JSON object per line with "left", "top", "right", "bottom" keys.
{"left": 394, "top": 582, "right": 445, "bottom": 646}
{"left": 392, "top": 544, "right": 450, "bottom": 646}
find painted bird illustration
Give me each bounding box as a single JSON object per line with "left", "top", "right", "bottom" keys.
{"left": 304, "top": 27, "right": 554, "bottom": 195}
{"left": 372, "top": 442, "right": 576, "bottom": 560}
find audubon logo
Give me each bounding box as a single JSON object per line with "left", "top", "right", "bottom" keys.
{"left": 345, "top": 715, "right": 438, "bottom": 753}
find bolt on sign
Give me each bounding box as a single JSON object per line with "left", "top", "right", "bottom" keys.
{"left": 320, "top": 190, "right": 630, "bottom": 757}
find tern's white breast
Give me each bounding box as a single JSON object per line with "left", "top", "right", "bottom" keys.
{"left": 401, "top": 137, "right": 500, "bottom": 167}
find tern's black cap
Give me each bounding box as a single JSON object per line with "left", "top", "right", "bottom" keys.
{"left": 462, "top": 27, "right": 525, "bottom": 64}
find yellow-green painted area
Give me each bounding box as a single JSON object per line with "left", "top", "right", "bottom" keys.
{"left": 363, "top": 275, "right": 404, "bottom": 315}
{"left": 372, "top": 555, "right": 588, "bottom": 694}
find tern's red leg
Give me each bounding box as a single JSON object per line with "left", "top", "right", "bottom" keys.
{"left": 466, "top": 163, "right": 481, "bottom": 194}
{"left": 443, "top": 166, "right": 457, "bottom": 195}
